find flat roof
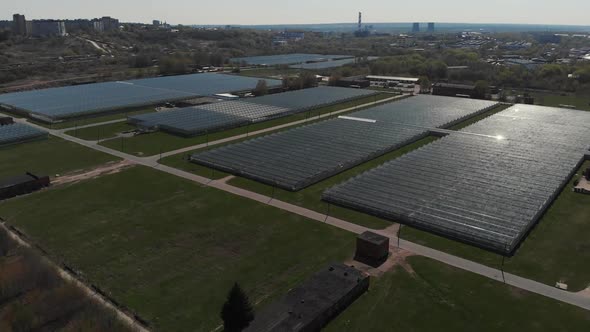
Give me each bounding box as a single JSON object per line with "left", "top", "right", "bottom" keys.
{"left": 245, "top": 264, "right": 368, "bottom": 332}
{"left": 366, "top": 75, "right": 419, "bottom": 82}
{"left": 325, "top": 104, "right": 590, "bottom": 255}
{"left": 0, "top": 73, "right": 281, "bottom": 121}
{"left": 0, "top": 174, "right": 36, "bottom": 190}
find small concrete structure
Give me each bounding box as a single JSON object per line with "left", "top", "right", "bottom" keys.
{"left": 0, "top": 116, "right": 13, "bottom": 126}
{"left": 245, "top": 263, "right": 369, "bottom": 332}
{"left": 354, "top": 231, "right": 390, "bottom": 267}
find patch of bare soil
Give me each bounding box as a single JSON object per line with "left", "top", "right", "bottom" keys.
{"left": 52, "top": 160, "right": 135, "bottom": 186}
{"left": 347, "top": 248, "right": 416, "bottom": 277}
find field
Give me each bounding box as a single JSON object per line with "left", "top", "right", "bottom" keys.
{"left": 96, "top": 93, "right": 393, "bottom": 156}
{"left": 0, "top": 166, "right": 355, "bottom": 331}
{"left": 65, "top": 121, "right": 134, "bottom": 141}
{"left": 31, "top": 108, "right": 155, "bottom": 130}
{"left": 532, "top": 92, "right": 590, "bottom": 111}
{"left": 237, "top": 67, "right": 301, "bottom": 79}
{"left": 0, "top": 136, "right": 118, "bottom": 179}
{"left": 0, "top": 228, "right": 128, "bottom": 332}
{"left": 326, "top": 256, "right": 590, "bottom": 332}
{"left": 401, "top": 160, "right": 590, "bottom": 291}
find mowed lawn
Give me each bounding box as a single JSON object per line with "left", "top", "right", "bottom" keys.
{"left": 65, "top": 121, "right": 134, "bottom": 141}
{"left": 402, "top": 161, "right": 590, "bottom": 291}
{"left": 0, "top": 136, "right": 118, "bottom": 179}
{"left": 532, "top": 93, "right": 590, "bottom": 111}
{"left": 326, "top": 256, "right": 590, "bottom": 332}
{"left": 30, "top": 108, "right": 155, "bottom": 130}
{"left": 0, "top": 166, "right": 355, "bottom": 331}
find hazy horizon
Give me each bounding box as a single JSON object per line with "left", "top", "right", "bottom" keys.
{"left": 2, "top": 0, "right": 590, "bottom": 26}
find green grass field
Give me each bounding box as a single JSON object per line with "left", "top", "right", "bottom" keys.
{"left": 99, "top": 94, "right": 393, "bottom": 156}
{"left": 0, "top": 136, "right": 118, "bottom": 179}
{"left": 326, "top": 256, "right": 590, "bottom": 331}
{"left": 0, "top": 166, "right": 355, "bottom": 331}
{"left": 65, "top": 122, "right": 134, "bottom": 141}
{"left": 532, "top": 93, "right": 590, "bottom": 111}
{"left": 237, "top": 68, "right": 300, "bottom": 79}
{"left": 31, "top": 108, "right": 155, "bottom": 130}
{"left": 402, "top": 161, "right": 590, "bottom": 291}
{"left": 159, "top": 153, "right": 231, "bottom": 180}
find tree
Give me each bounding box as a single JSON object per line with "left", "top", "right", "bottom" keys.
{"left": 473, "top": 80, "right": 490, "bottom": 99}
{"left": 419, "top": 76, "right": 431, "bottom": 93}
{"left": 221, "top": 283, "right": 254, "bottom": 332}
{"left": 253, "top": 80, "right": 268, "bottom": 96}
{"left": 328, "top": 73, "right": 342, "bottom": 86}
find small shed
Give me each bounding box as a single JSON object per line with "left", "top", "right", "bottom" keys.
{"left": 355, "top": 231, "right": 390, "bottom": 267}
{"left": 0, "top": 173, "right": 50, "bottom": 201}
{"left": 0, "top": 117, "right": 14, "bottom": 126}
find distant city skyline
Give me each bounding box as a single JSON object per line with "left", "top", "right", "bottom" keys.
{"left": 2, "top": 0, "right": 590, "bottom": 26}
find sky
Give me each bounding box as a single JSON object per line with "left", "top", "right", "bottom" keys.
{"left": 2, "top": 0, "right": 590, "bottom": 26}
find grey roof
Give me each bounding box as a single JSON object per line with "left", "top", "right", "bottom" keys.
{"left": 244, "top": 263, "right": 368, "bottom": 332}
{"left": 129, "top": 108, "right": 249, "bottom": 137}
{"left": 324, "top": 104, "right": 590, "bottom": 255}
{"left": 191, "top": 96, "right": 498, "bottom": 191}
{"left": 0, "top": 123, "right": 48, "bottom": 146}
{"left": 129, "top": 87, "right": 377, "bottom": 137}
{"left": 0, "top": 73, "right": 281, "bottom": 121}
{"left": 245, "top": 86, "right": 378, "bottom": 112}
{"left": 0, "top": 174, "right": 37, "bottom": 190}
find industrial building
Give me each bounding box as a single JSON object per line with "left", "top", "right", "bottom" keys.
{"left": 412, "top": 22, "right": 420, "bottom": 33}
{"left": 93, "top": 16, "right": 119, "bottom": 32}
{"left": 355, "top": 232, "right": 390, "bottom": 267}
{"left": 244, "top": 264, "right": 369, "bottom": 332}
{"left": 0, "top": 116, "right": 14, "bottom": 126}
{"left": 366, "top": 75, "right": 419, "bottom": 92}
{"left": 432, "top": 82, "right": 476, "bottom": 98}
{"left": 31, "top": 20, "right": 67, "bottom": 37}
{"left": 12, "top": 14, "right": 27, "bottom": 35}
{"left": 335, "top": 76, "right": 371, "bottom": 89}
{"left": 0, "top": 73, "right": 281, "bottom": 122}
{"left": 427, "top": 22, "right": 435, "bottom": 33}
{"left": 324, "top": 104, "right": 590, "bottom": 255}
{"left": 0, "top": 173, "right": 50, "bottom": 201}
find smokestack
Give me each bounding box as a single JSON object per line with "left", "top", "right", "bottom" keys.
{"left": 358, "top": 12, "right": 362, "bottom": 31}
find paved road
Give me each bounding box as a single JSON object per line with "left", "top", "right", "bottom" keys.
{"left": 56, "top": 118, "right": 127, "bottom": 133}
{"left": 13, "top": 106, "right": 590, "bottom": 311}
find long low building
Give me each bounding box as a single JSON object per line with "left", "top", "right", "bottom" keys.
{"left": 244, "top": 264, "right": 369, "bottom": 332}
{"left": 129, "top": 86, "right": 378, "bottom": 137}
{"left": 231, "top": 53, "right": 353, "bottom": 66}
{"left": 0, "top": 73, "right": 281, "bottom": 123}
{"left": 0, "top": 122, "right": 48, "bottom": 146}
{"left": 324, "top": 104, "right": 590, "bottom": 255}
{"left": 191, "top": 96, "right": 498, "bottom": 191}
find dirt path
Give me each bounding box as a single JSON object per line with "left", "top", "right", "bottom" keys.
{"left": 52, "top": 160, "right": 136, "bottom": 186}
{"left": 347, "top": 247, "right": 416, "bottom": 278}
